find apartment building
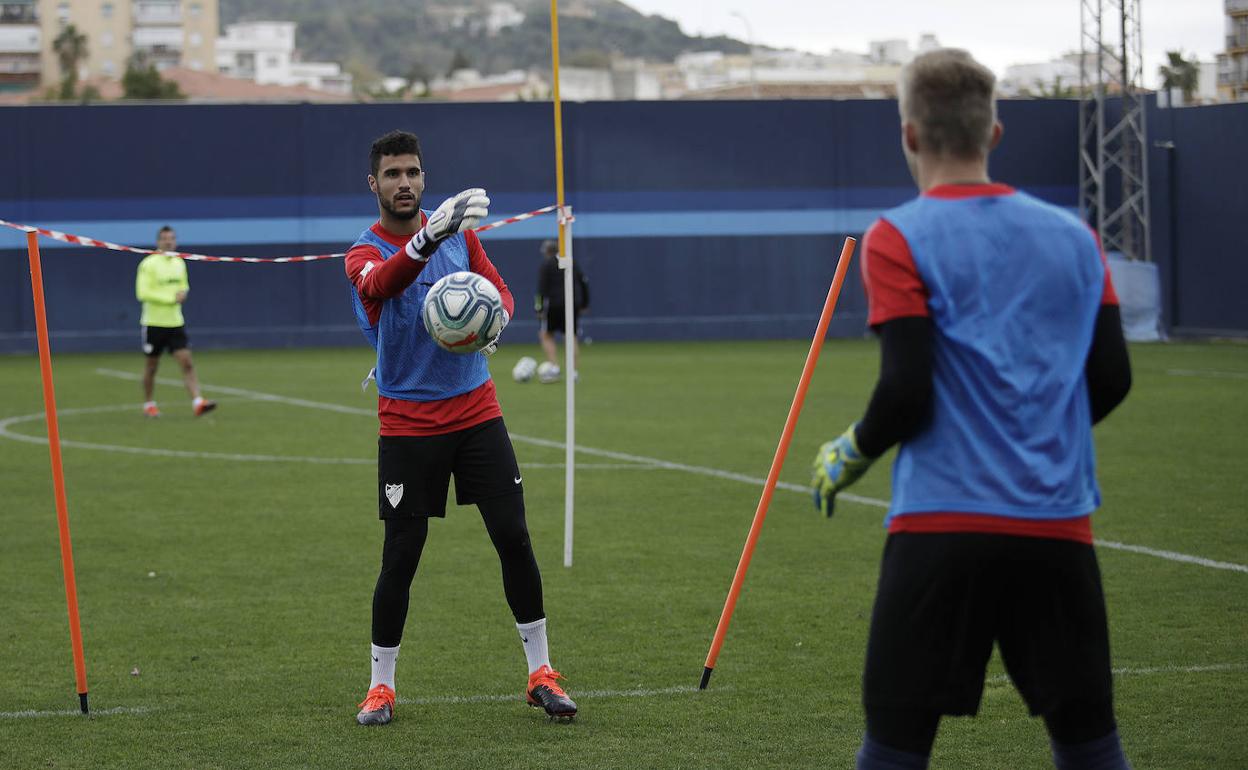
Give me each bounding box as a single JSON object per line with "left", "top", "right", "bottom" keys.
{"left": 0, "top": 0, "right": 40, "bottom": 89}
{"left": 37, "top": 0, "right": 216, "bottom": 86}
{"left": 1218, "top": 0, "right": 1248, "bottom": 100}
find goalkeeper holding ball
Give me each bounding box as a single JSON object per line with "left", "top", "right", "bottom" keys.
{"left": 810, "top": 51, "right": 1133, "bottom": 770}
{"left": 344, "top": 130, "right": 576, "bottom": 726}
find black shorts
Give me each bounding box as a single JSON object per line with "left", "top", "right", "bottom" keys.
{"left": 863, "top": 532, "right": 1113, "bottom": 717}
{"left": 540, "top": 305, "right": 580, "bottom": 337}
{"left": 142, "top": 325, "right": 189, "bottom": 357}
{"left": 377, "top": 417, "right": 523, "bottom": 519}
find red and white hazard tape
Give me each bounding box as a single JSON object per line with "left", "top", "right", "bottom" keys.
{"left": 472, "top": 204, "right": 559, "bottom": 233}
{"left": 0, "top": 204, "right": 560, "bottom": 264}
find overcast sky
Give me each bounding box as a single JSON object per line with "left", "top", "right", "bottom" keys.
{"left": 623, "top": 0, "right": 1226, "bottom": 88}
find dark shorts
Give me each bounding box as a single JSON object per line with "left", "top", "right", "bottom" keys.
{"left": 142, "top": 325, "right": 189, "bottom": 357}
{"left": 377, "top": 417, "right": 523, "bottom": 519}
{"left": 863, "top": 531, "right": 1113, "bottom": 717}
{"left": 540, "top": 305, "right": 580, "bottom": 337}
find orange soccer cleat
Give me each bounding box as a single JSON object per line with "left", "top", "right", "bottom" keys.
{"left": 526, "top": 665, "right": 577, "bottom": 721}
{"left": 356, "top": 683, "right": 395, "bottom": 726}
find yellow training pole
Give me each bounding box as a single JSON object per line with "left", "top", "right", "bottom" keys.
{"left": 700, "top": 237, "right": 857, "bottom": 690}
{"left": 550, "top": 0, "right": 576, "bottom": 567}
{"left": 26, "top": 230, "right": 90, "bottom": 713}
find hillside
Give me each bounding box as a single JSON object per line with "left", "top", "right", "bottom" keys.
{"left": 219, "top": 0, "right": 750, "bottom": 87}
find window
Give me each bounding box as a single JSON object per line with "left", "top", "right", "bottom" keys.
{"left": 101, "top": 31, "right": 113, "bottom": 47}
{"left": 102, "top": 60, "right": 115, "bottom": 76}
{"left": 57, "top": 2, "right": 69, "bottom": 22}
{"left": 189, "top": 2, "right": 202, "bottom": 17}
{"left": 266, "top": 55, "right": 280, "bottom": 68}
{"left": 189, "top": 32, "right": 201, "bottom": 46}
{"left": 102, "top": 2, "right": 113, "bottom": 18}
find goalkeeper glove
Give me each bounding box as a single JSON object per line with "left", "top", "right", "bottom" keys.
{"left": 811, "top": 423, "right": 875, "bottom": 518}
{"left": 480, "top": 308, "right": 509, "bottom": 357}
{"left": 405, "top": 188, "right": 491, "bottom": 260}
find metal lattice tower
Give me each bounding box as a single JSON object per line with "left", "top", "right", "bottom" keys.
{"left": 1079, "top": 0, "right": 1152, "bottom": 261}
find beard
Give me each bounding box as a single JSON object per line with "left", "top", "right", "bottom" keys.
{"left": 379, "top": 192, "right": 421, "bottom": 221}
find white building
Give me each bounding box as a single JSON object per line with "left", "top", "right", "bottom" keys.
{"left": 1000, "top": 55, "right": 1084, "bottom": 97}
{"left": 216, "top": 20, "right": 351, "bottom": 95}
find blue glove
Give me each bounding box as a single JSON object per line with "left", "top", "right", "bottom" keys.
{"left": 811, "top": 424, "right": 875, "bottom": 518}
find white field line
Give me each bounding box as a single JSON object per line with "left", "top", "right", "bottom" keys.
{"left": 0, "top": 705, "right": 155, "bottom": 719}
{"left": 399, "top": 684, "right": 709, "bottom": 706}
{"left": 88, "top": 369, "right": 1248, "bottom": 574}
{"left": 1166, "top": 368, "right": 1248, "bottom": 380}
{"left": 0, "top": 406, "right": 659, "bottom": 470}
{"left": 1093, "top": 540, "right": 1248, "bottom": 574}
{"left": 987, "top": 662, "right": 1248, "bottom": 685}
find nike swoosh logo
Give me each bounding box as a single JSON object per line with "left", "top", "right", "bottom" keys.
{"left": 372, "top": 657, "right": 379, "bottom": 662}
{"left": 514, "top": 477, "right": 522, "bottom": 484}
{"left": 521, "top": 636, "right": 529, "bottom": 643}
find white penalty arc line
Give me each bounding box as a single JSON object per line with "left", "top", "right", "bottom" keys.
{"left": 987, "top": 662, "right": 1248, "bottom": 685}
{"left": 0, "top": 407, "right": 660, "bottom": 471}
{"left": 87, "top": 369, "right": 1248, "bottom": 575}
{"left": 399, "top": 684, "right": 713, "bottom": 706}
{"left": 1166, "top": 368, "right": 1248, "bottom": 380}
{"left": 0, "top": 705, "right": 156, "bottom": 719}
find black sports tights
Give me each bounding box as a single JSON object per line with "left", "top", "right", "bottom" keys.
{"left": 371, "top": 493, "right": 544, "bottom": 646}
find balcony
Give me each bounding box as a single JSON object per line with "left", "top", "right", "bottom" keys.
{"left": 1, "top": 5, "right": 38, "bottom": 24}
{"left": 0, "top": 23, "right": 37, "bottom": 52}
{"left": 0, "top": 52, "right": 38, "bottom": 73}
{"left": 1229, "top": 0, "right": 1248, "bottom": 12}
{"left": 133, "top": 25, "right": 182, "bottom": 48}
{"left": 134, "top": 2, "right": 181, "bottom": 26}
{"left": 1229, "top": 33, "right": 1248, "bottom": 52}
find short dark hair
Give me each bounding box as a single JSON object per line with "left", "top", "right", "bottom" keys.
{"left": 541, "top": 239, "right": 558, "bottom": 257}
{"left": 157, "top": 225, "right": 175, "bottom": 238}
{"left": 370, "top": 130, "right": 423, "bottom": 176}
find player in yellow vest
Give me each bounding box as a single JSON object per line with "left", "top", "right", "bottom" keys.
{"left": 135, "top": 225, "right": 216, "bottom": 418}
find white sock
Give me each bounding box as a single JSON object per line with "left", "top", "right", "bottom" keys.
{"left": 192, "top": 396, "right": 204, "bottom": 408}
{"left": 144, "top": 401, "right": 157, "bottom": 410}
{"left": 370, "top": 643, "right": 399, "bottom": 691}
{"left": 516, "top": 618, "right": 551, "bottom": 675}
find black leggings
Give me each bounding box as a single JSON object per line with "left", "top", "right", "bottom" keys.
{"left": 371, "top": 493, "right": 544, "bottom": 646}
{"left": 864, "top": 697, "right": 1118, "bottom": 756}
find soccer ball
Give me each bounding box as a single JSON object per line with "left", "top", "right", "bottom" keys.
{"left": 537, "top": 361, "right": 561, "bottom": 384}
{"left": 422, "top": 271, "right": 505, "bottom": 354}
{"left": 512, "top": 356, "right": 537, "bottom": 382}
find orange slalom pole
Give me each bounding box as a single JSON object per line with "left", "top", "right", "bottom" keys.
{"left": 700, "top": 236, "right": 857, "bottom": 690}
{"left": 26, "top": 230, "right": 90, "bottom": 714}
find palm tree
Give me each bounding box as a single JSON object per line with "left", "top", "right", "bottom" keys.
{"left": 1158, "top": 50, "right": 1200, "bottom": 105}
{"left": 52, "top": 24, "right": 89, "bottom": 100}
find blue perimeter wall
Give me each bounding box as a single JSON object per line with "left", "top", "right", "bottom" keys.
{"left": 1, "top": 98, "right": 1241, "bottom": 353}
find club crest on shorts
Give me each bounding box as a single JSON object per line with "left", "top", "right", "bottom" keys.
{"left": 385, "top": 483, "right": 404, "bottom": 508}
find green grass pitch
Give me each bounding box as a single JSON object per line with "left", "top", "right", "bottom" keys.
{"left": 1, "top": 339, "right": 1245, "bottom": 768}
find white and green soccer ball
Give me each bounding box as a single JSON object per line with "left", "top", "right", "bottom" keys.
{"left": 422, "top": 271, "right": 505, "bottom": 354}
{"left": 537, "top": 361, "right": 561, "bottom": 384}
{"left": 512, "top": 356, "right": 538, "bottom": 382}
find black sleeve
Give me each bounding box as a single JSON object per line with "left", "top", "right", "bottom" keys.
{"left": 1086, "top": 304, "right": 1132, "bottom": 424}
{"left": 576, "top": 264, "right": 589, "bottom": 309}
{"left": 536, "top": 260, "right": 548, "bottom": 299}
{"left": 854, "top": 316, "right": 935, "bottom": 458}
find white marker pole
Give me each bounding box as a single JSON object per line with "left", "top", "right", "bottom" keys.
{"left": 561, "top": 207, "right": 576, "bottom": 568}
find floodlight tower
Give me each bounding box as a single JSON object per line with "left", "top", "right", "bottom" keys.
{"left": 1078, "top": 0, "right": 1152, "bottom": 261}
